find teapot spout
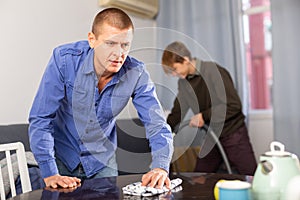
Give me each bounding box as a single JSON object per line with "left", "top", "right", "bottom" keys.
{"left": 261, "top": 160, "right": 273, "bottom": 174}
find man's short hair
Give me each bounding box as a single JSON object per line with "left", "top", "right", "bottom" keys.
{"left": 161, "top": 41, "right": 192, "bottom": 68}
{"left": 92, "top": 7, "right": 134, "bottom": 37}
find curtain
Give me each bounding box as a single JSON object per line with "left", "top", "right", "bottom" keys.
{"left": 155, "top": 0, "right": 249, "bottom": 117}
{"left": 271, "top": 0, "right": 300, "bottom": 156}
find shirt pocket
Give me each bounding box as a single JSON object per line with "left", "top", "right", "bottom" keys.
{"left": 66, "top": 83, "right": 93, "bottom": 118}
{"left": 66, "top": 82, "right": 90, "bottom": 103}
{"left": 112, "top": 94, "right": 131, "bottom": 116}
{"left": 99, "top": 93, "right": 131, "bottom": 120}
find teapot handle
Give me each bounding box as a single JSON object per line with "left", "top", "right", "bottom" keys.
{"left": 270, "top": 141, "right": 285, "bottom": 152}
{"left": 291, "top": 154, "right": 300, "bottom": 169}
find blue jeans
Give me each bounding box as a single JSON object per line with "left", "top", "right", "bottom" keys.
{"left": 56, "top": 154, "right": 118, "bottom": 179}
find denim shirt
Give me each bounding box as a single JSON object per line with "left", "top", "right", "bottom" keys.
{"left": 29, "top": 40, "right": 173, "bottom": 178}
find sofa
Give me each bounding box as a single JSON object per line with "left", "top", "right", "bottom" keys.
{"left": 0, "top": 119, "right": 151, "bottom": 175}
{"left": 0, "top": 124, "right": 44, "bottom": 198}
{"left": 0, "top": 124, "right": 31, "bottom": 160}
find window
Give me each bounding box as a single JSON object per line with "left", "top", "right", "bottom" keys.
{"left": 242, "top": 0, "right": 273, "bottom": 110}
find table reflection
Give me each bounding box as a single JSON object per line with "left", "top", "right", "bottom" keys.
{"left": 41, "top": 176, "right": 119, "bottom": 199}
{"left": 8, "top": 173, "right": 251, "bottom": 200}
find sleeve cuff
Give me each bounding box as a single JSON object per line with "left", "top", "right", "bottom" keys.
{"left": 151, "top": 159, "right": 171, "bottom": 173}
{"left": 201, "top": 110, "right": 211, "bottom": 122}
{"left": 38, "top": 159, "right": 59, "bottom": 178}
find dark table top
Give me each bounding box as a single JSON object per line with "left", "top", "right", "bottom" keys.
{"left": 8, "top": 172, "right": 252, "bottom": 200}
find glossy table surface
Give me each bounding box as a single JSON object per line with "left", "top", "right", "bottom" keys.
{"left": 8, "top": 172, "right": 252, "bottom": 200}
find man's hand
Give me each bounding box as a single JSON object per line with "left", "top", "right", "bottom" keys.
{"left": 44, "top": 184, "right": 81, "bottom": 193}
{"left": 141, "top": 168, "right": 171, "bottom": 189}
{"left": 189, "top": 113, "right": 204, "bottom": 127}
{"left": 44, "top": 174, "right": 81, "bottom": 189}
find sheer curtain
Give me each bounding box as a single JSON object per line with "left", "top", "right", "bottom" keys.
{"left": 271, "top": 0, "right": 300, "bottom": 156}
{"left": 155, "top": 0, "right": 249, "bottom": 116}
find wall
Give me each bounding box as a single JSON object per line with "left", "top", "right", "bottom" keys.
{"left": 271, "top": 0, "right": 300, "bottom": 157}
{"left": 0, "top": 0, "right": 97, "bottom": 124}
{"left": 248, "top": 111, "right": 274, "bottom": 161}
{"left": 0, "top": 0, "right": 156, "bottom": 124}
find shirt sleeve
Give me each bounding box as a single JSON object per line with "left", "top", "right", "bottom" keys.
{"left": 28, "top": 48, "right": 65, "bottom": 178}
{"left": 131, "top": 69, "right": 173, "bottom": 173}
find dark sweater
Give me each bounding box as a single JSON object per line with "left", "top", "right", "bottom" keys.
{"left": 167, "top": 59, "right": 245, "bottom": 138}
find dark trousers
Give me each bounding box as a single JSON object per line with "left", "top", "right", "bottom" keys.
{"left": 56, "top": 154, "right": 118, "bottom": 179}
{"left": 194, "top": 124, "right": 257, "bottom": 175}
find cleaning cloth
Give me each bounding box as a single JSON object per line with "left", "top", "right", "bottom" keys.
{"left": 122, "top": 178, "right": 183, "bottom": 197}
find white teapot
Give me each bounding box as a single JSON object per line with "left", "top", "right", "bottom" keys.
{"left": 252, "top": 141, "right": 300, "bottom": 200}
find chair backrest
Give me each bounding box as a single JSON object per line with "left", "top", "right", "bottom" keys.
{"left": 0, "top": 163, "right": 5, "bottom": 200}
{"left": 0, "top": 142, "right": 32, "bottom": 199}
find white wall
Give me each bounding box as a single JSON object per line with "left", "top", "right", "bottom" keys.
{"left": 0, "top": 0, "right": 98, "bottom": 124}
{"left": 0, "top": 0, "right": 156, "bottom": 124}
{"left": 248, "top": 111, "right": 274, "bottom": 161}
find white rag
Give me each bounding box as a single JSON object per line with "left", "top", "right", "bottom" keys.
{"left": 122, "top": 178, "right": 183, "bottom": 197}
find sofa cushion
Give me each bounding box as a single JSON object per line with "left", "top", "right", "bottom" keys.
{"left": 0, "top": 124, "right": 30, "bottom": 160}
{"left": 116, "top": 118, "right": 151, "bottom": 175}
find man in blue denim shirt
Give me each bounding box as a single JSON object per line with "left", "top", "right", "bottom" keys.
{"left": 29, "top": 8, "right": 173, "bottom": 189}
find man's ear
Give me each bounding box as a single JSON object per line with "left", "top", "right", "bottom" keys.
{"left": 88, "top": 32, "right": 96, "bottom": 48}
{"left": 183, "top": 56, "right": 191, "bottom": 64}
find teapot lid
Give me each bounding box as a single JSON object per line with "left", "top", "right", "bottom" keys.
{"left": 264, "top": 141, "right": 292, "bottom": 157}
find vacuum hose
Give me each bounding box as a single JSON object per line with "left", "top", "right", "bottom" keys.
{"left": 175, "top": 120, "right": 232, "bottom": 174}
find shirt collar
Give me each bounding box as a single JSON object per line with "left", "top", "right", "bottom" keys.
{"left": 82, "top": 48, "right": 95, "bottom": 75}
{"left": 186, "top": 57, "right": 201, "bottom": 80}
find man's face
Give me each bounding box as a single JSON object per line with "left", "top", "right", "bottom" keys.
{"left": 166, "top": 61, "right": 190, "bottom": 79}
{"left": 88, "top": 23, "right": 133, "bottom": 76}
